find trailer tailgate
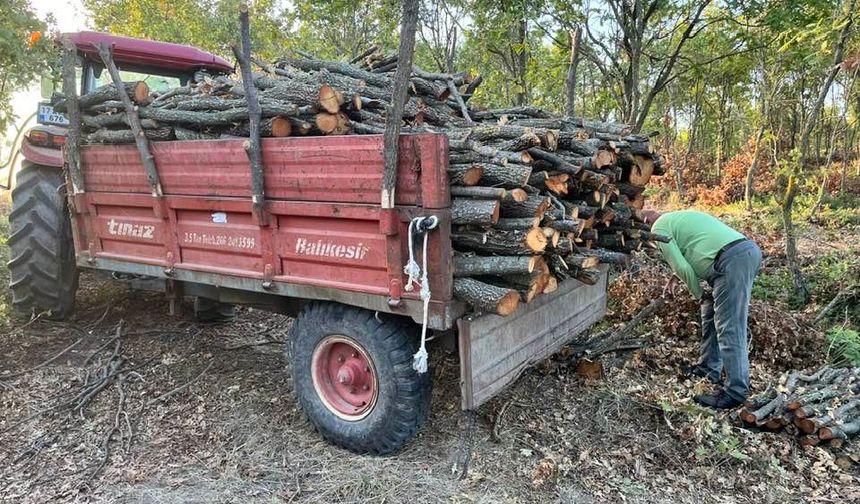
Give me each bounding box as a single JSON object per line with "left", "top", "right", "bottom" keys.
{"left": 457, "top": 266, "right": 608, "bottom": 410}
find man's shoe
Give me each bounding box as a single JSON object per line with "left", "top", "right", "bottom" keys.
{"left": 693, "top": 390, "right": 744, "bottom": 410}
{"left": 680, "top": 364, "right": 721, "bottom": 385}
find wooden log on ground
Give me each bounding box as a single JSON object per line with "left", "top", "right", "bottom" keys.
{"left": 451, "top": 198, "right": 500, "bottom": 225}
{"left": 453, "top": 278, "right": 520, "bottom": 316}
{"left": 453, "top": 255, "right": 542, "bottom": 277}
{"left": 451, "top": 228, "right": 548, "bottom": 255}
{"left": 820, "top": 420, "right": 860, "bottom": 440}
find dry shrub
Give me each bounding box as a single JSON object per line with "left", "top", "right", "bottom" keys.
{"left": 693, "top": 137, "right": 776, "bottom": 206}
{"left": 608, "top": 260, "right": 824, "bottom": 372}
{"left": 823, "top": 161, "right": 860, "bottom": 194}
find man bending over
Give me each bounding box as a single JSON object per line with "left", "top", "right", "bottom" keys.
{"left": 643, "top": 210, "right": 762, "bottom": 410}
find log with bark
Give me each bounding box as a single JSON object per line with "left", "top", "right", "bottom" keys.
{"left": 738, "top": 366, "right": 860, "bottom": 458}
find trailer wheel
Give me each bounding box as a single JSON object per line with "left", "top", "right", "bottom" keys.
{"left": 7, "top": 163, "right": 78, "bottom": 320}
{"left": 287, "top": 302, "right": 431, "bottom": 454}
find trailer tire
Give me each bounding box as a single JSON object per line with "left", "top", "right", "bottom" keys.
{"left": 7, "top": 163, "right": 78, "bottom": 320}
{"left": 287, "top": 302, "right": 431, "bottom": 455}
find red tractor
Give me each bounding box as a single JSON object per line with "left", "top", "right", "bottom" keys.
{"left": 12, "top": 32, "right": 232, "bottom": 319}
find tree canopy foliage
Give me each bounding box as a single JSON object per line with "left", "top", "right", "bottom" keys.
{"left": 0, "top": 0, "right": 56, "bottom": 132}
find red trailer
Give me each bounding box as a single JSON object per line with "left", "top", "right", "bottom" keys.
{"left": 9, "top": 34, "right": 608, "bottom": 455}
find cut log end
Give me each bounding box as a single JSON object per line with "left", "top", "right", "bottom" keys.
{"left": 270, "top": 116, "right": 293, "bottom": 137}
{"left": 132, "top": 81, "right": 150, "bottom": 104}
{"left": 525, "top": 228, "right": 548, "bottom": 253}
{"left": 508, "top": 188, "right": 528, "bottom": 203}
{"left": 318, "top": 84, "right": 344, "bottom": 114}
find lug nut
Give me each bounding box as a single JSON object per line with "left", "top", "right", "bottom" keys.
{"left": 363, "top": 384, "right": 370, "bottom": 391}
{"left": 337, "top": 355, "right": 344, "bottom": 363}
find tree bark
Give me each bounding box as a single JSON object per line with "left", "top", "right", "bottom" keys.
{"left": 95, "top": 43, "right": 162, "bottom": 197}
{"left": 448, "top": 164, "right": 484, "bottom": 186}
{"left": 380, "top": 0, "right": 420, "bottom": 209}
{"left": 78, "top": 81, "right": 150, "bottom": 110}
{"left": 800, "top": 0, "right": 855, "bottom": 165}
{"left": 453, "top": 278, "right": 520, "bottom": 316}
{"left": 565, "top": 27, "right": 582, "bottom": 117}
{"left": 451, "top": 198, "right": 500, "bottom": 225}
{"left": 454, "top": 255, "right": 540, "bottom": 277}
{"left": 233, "top": 4, "right": 265, "bottom": 216}
{"left": 500, "top": 195, "right": 551, "bottom": 218}
{"left": 451, "top": 228, "right": 548, "bottom": 255}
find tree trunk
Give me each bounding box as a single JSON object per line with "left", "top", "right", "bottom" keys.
{"left": 782, "top": 175, "right": 810, "bottom": 305}
{"left": 799, "top": 0, "right": 855, "bottom": 165}
{"left": 745, "top": 124, "right": 766, "bottom": 211}
{"left": 564, "top": 27, "right": 582, "bottom": 117}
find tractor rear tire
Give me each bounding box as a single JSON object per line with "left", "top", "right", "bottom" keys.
{"left": 7, "top": 163, "right": 78, "bottom": 320}
{"left": 287, "top": 302, "right": 432, "bottom": 455}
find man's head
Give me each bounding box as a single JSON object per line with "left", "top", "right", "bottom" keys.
{"left": 641, "top": 210, "right": 662, "bottom": 226}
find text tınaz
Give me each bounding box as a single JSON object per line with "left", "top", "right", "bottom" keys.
{"left": 107, "top": 219, "right": 155, "bottom": 239}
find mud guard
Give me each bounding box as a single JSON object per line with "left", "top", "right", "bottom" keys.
{"left": 457, "top": 265, "right": 608, "bottom": 410}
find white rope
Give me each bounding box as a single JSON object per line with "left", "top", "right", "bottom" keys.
{"left": 403, "top": 216, "right": 438, "bottom": 373}
{"left": 403, "top": 218, "right": 421, "bottom": 292}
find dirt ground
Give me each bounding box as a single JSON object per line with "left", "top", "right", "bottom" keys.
{"left": 1, "top": 224, "right": 859, "bottom": 503}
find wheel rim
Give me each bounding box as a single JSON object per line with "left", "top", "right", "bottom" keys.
{"left": 311, "top": 335, "right": 378, "bottom": 421}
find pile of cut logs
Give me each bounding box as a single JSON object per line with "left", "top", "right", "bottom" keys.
{"left": 58, "top": 49, "right": 666, "bottom": 316}
{"left": 739, "top": 366, "right": 860, "bottom": 465}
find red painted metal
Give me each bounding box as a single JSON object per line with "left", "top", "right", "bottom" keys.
{"left": 72, "top": 134, "right": 455, "bottom": 317}
{"left": 19, "top": 138, "right": 63, "bottom": 167}
{"left": 311, "top": 335, "right": 378, "bottom": 420}
{"left": 65, "top": 31, "right": 233, "bottom": 74}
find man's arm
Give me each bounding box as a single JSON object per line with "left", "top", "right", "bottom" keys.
{"left": 656, "top": 240, "right": 703, "bottom": 299}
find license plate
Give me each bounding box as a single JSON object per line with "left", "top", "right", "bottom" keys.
{"left": 37, "top": 103, "right": 69, "bottom": 126}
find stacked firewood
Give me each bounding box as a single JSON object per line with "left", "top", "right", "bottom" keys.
{"left": 58, "top": 50, "right": 667, "bottom": 316}
{"left": 739, "top": 366, "right": 860, "bottom": 464}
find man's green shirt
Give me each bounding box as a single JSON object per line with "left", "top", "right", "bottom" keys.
{"left": 651, "top": 210, "right": 746, "bottom": 299}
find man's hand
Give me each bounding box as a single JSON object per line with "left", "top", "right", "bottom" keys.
{"left": 663, "top": 275, "right": 680, "bottom": 298}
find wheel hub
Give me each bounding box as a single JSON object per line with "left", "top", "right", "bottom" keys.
{"left": 311, "top": 336, "right": 378, "bottom": 420}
